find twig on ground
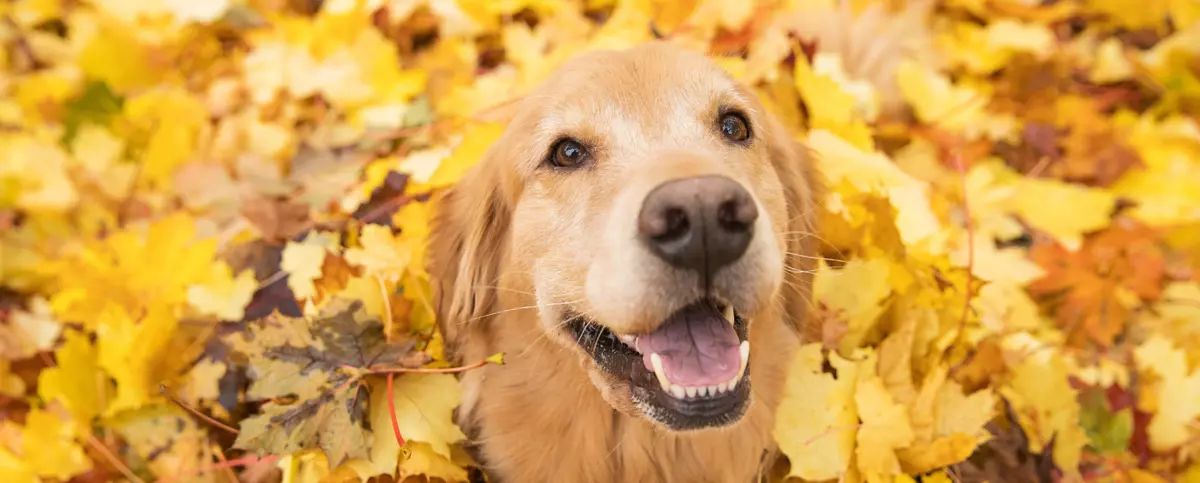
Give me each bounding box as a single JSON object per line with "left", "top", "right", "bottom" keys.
{"left": 160, "top": 384, "right": 240, "bottom": 435}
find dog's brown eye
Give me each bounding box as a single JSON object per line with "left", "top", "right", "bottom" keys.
{"left": 549, "top": 138, "right": 589, "bottom": 168}
{"left": 719, "top": 113, "right": 751, "bottom": 143}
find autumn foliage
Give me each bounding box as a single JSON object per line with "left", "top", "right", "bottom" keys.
{"left": 2, "top": 0, "right": 1200, "bottom": 482}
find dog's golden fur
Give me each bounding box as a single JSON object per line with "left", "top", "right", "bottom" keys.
{"left": 427, "top": 41, "right": 822, "bottom": 482}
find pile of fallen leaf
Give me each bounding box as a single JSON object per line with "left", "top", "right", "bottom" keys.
{"left": 2, "top": 0, "right": 1199, "bottom": 482}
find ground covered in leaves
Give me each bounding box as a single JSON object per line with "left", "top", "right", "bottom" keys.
{"left": 2, "top": 0, "right": 1200, "bottom": 482}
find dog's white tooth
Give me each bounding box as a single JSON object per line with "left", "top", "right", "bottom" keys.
{"left": 650, "top": 353, "right": 670, "bottom": 391}
{"left": 723, "top": 305, "right": 735, "bottom": 325}
{"left": 697, "top": 386, "right": 708, "bottom": 398}
{"left": 738, "top": 340, "right": 749, "bottom": 378}
{"left": 717, "top": 382, "right": 727, "bottom": 393}
{"left": 670, "top": 384, "right": 685, "bottom": 399}
{"left": 685, "top": 386, "right": 697, "bottom": 398}
{"left": 728, "top": 373, "right": 740, "bottom": 391}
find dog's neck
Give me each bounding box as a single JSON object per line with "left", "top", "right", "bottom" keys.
{"left": 449, "top": 298, "right": 798, "bottom": 483}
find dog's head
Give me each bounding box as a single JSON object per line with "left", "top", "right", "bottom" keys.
{"left": 428, "top": 41, "right": 819, "bottom": 432}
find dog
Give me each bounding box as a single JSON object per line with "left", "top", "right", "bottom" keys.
{"left": 427, "top": 41, "right": 822, "bottom": 482}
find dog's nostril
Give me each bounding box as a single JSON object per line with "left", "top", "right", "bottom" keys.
{"left": 659, "top": 207, "right": 690, "bottom": 241}
{"left": 716, "top": 199, "right": 755, "bottom": 232}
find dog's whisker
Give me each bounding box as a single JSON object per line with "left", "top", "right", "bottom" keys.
{"left": 468, "top": 299, "right": 583, "bottom": 323}
{"left": 784, "top": 252, "right": 848, "bottom": 264}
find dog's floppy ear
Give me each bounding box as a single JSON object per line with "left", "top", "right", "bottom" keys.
{"left": 426, "top": 142, "right": 517, "bottom": 357}
{"left": 763, "top": 113, "right": 824, "bottom": 343}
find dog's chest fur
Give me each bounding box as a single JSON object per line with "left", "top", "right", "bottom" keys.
{"left": 451, "top": 313, "right": 798, "bottom": 483}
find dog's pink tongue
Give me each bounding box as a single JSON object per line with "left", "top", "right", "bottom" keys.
{"left": 639, "top": 304, "right": 740, "bottom": 386}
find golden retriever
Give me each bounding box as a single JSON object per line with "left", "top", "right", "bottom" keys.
{"left": 427, "top": 41, "right": 821, "bottom": 483}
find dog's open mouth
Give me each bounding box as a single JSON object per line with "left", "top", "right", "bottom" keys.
{"left": 564, "top": 297, "right": 751, "bottom": 430}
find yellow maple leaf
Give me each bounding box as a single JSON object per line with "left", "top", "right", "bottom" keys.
{"left": 20, "top": 409, "right": 92, "bottom": 480}
{"left": 877, "top": 317, "right": 918, "bottom": 407}
{"left": 0, "top": 446, "right": 37, "bottom": 483}
{"left": 855, "top": 356, "right": 915, "bottom": 479}
{"left": 37, "top": 330, "right": 111, "bottom": 430}
{"left": 808, "top": 130, "right": 941, "bottom": 246}
{"left": 794, "top": 53, "right": 876, "bottom": 150}
{"left": 95, "top": 303, "right": 181, "bottom": 415}
{"left": 1010, "top": 178, "right": 1116, "bottom": 251}
{"left": 774, "top": 344, "right": 860, "bottom": 481}
{"left": 71, "top": 124, "right": 136, "bottom": 200}
{"left": 950, "top": 235, "right": 1045, "bottom": 285}
{"left": 178, "top": 359, "right": 227, "bottom": 404}
{"left": 895, "top": 59, "right": 1017, "bottom": 141}
{"left": 428, "top": 122, "right": 507, "bottom": 188}
{"left": 814, "top": 254, "right": 894, "bottom": 352}
{"left": 1111, "top": 115, "right": 1200, "bottom": 227}
{"left": 0, "top": 361, "right": 23, "bottom": 398}
{"left": 345, "top": 224, "right": 412, "bottom": 283}
{"left": 187, "top": 262, "right": 258, "bottom": 321}
{"left": 935, "top": 380, "right": 996, "bottom": 439}
{"left": 1134, "top": 336, "right": 1200, "bottom": 451}
{"left": 282, "top": 238, "right": 330, "bottom": 301}
{"left": 49, "top": 213, "right": 218, "bottom": 324}
{"left": 122, "top": 88, "right": 209, "bottom": 188}
{"left": 385, "top": 373, "right": 468, "bottom": 459}
{"left": 1000, "top": 341, "right": 1086, "bottom": 479}
{"left": 400, "top": 442, "right": 470, "bottom": 482}
{"left": 75, "top": 15, "right": 161, "bottom": 93}
{"left": 896, "top": 433, "right": 982, "bottom": 476}
{"left": 5, "top": 297, "right": 62, "bottom": 360}
{"left": 973, "top": 281, "right": 1041, "bottom": 332}
{"left": 162, "top": 0, "right": 231, "bottom": 23}
{"left": 0, "top": 133, "right": 78, "bottom": 212}
{"left": 1090, "top": 37, "right": 1135, "bottom": 84}
{"left": 347, "top": 379, "right": 469, "bottom": 482}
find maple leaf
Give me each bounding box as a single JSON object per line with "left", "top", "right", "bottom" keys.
{"left": 186, "top": 262, "right": 258, "bottom": 321}
{"left": 426, "top": 122, "right": 507, "bottom": 189}
{"left": 95, "top": 302, "right": 189, "bottom": 416}
{"left": 1133, "top": 336, "right": 1200, "bottom": 452}
{"left": 813, "top": 254, "right": 895, "bottom": 352}
{"left": 228, "top": 298, "right": 420, "bottom": 467}
{"left": 18, "top": 408, "right": 93, "bottom": 480}
{"left": 774, "top": 344, "right": 860, "bottom": 481}
{"left": 37, "top": 330, "right": 111, "bottom": 429}
{"left": 856, "top": 358, "right": 916, "bottom": 478}
{"left": 282, "top": 236, "right": 332, "bottom": 301}
{"left": 999, "top": 339, "right": 1088, "bottom": 480}
{"left": 0, "top": 297, "right": 61, "bottom": 361}
{"left": 108, "top": 404, "right": 213, "bottom": 481}
{"left": 1028, "top": 217, "right": 1166, "bottom": 347}
{"left": 387, "top": 373, "right": 469, "bottom": 459}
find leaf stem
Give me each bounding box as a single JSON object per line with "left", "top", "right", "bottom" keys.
{"left": 87, "top": 434, "right": 145, "bottom": 483}
{"left": 210, "top": 444, "right": 240, "bottom": 483}
{"left": 953, "top": 149, "right": 975, "bottom": 349}
{"left": 386, "top": 373, "right": 406, "bottom": 447}
{"left": 160, "top": 384, "right": 240, "bottom": 435}
{"left": 377, "top": 275, "right": 394, "bottom": 342}
{"left": 365, "top": 355, "right": 501, "bottom": 375}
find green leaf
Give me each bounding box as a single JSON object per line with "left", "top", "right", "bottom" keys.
{"left": 61, "top": 81, "right": 124, "bottom": 144}
{"left": 1079, "top": 389, "right": 1133, "bottom": 454}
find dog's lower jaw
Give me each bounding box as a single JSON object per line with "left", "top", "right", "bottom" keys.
{"left": 453, "top": 311, "right": 799, "bottom": 483}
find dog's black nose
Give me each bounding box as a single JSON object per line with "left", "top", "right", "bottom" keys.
{"left": 637, "top": 175, "right": 758, "bottom": 283}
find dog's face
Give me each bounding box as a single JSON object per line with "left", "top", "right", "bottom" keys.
{"left": 429, "top": 42, "right": 817, "bottom": 432}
